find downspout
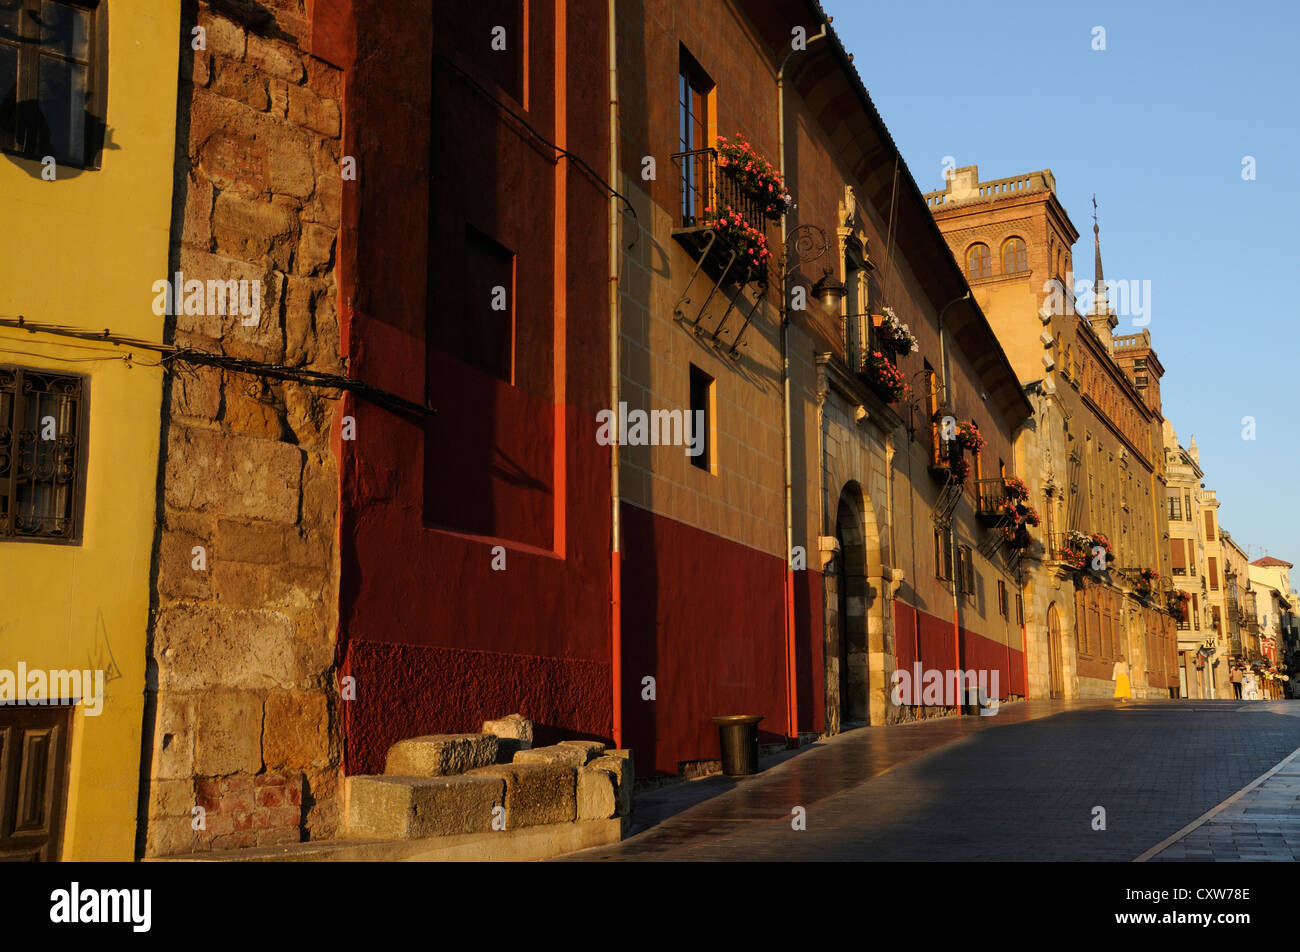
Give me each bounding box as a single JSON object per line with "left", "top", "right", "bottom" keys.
{"left": 608, "top": 0, "right": 622, "bottom": 748}
{"left": 777, "top": 22, "right": 827, "bottom": 745}
{"left": 938, "top": 291, "right": 970, "bottom": 713}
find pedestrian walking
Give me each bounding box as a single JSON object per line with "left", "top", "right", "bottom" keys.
{"left": 1113, "top": 655, "right": 1132, "bottom": 703}
{"left": 1242, "top": 670, "right": 1259, "bottom": 701}
{"left": 1231, "top": 666, "right": 1243, "bottom": 699}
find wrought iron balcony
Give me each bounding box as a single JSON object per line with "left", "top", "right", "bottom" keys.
{"left": 973, "top": 478, "right": 1010, "bottom": 524}
{"left": 671, "top": 148, "right": 770, "bottom": 235}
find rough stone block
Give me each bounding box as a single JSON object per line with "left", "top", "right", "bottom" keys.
{"left": 155, "top": 605, "right": 297, "bottom": 691}
{"left": 246, "top": 32, "right": 304, "bottom": 83}
{"left": 164, "top": 426, "right": 303, "bottom": 525}
{"left": 194, "top": 689, "right": 264, "bottom": 775}
{"left": 197, "top": 9, "right": 246, "bottom": 60}
{"left": 483, "top": 713, "right": 533, "bottom": 760}
{"left": 384, "top": 734, "right": 499, "bottom": 777}
{"left": 558, "top": 740, "right": 606, "bottom": 764}
{"left": 467, "top": 764, "right": 576, "bottom": 828}
{"left": 513, "top": 745, "right": 587, "bottom": 767}
{"left": 287, "top": 83, "right": 341, "bottom": 137}
{"left": 589, "top": 753, "right": 633, "bottom": 817}
{"left": 345, "top": 774, "right": 504, "bottom": 839}
{"left": 263, "top": 689, "right": 333, "bottom": 769}
{"left": 577, "top": 766, "right": 617, "bottom": 820}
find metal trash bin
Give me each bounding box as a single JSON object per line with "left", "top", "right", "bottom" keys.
{"left": 712, "top": 715, "right": 763, "bottom": 776}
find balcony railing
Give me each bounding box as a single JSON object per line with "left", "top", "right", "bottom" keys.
{"left": 973, "top": 478, "right": 1010, "bottom": 523}
{"left": 671, "top": 148, "right": 769, "bottom": 235}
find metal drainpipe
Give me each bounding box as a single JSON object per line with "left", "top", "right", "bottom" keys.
{"left": 608, "top": 0, "right": 622, "bottom": 748}
{"left": 938, "top": 291, "right": 970, "bottom": 712}
{"left": 776, "top": 22, "right": 827, "bottom": 745}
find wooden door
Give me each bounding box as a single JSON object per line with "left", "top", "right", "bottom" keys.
{"left": 0, "top": 705, "right": 71, "bottom": 861}
{"left": 1048, "top": 604, "right": 1065, "bottom": 699}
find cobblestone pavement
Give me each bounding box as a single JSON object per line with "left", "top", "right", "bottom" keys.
{"left": 564, "top": 699, "right": 1300, "bottom": 861}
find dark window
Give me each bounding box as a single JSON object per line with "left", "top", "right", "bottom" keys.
{"left": 957, "top": 544, "right": 974, "bottom": 595}
{"left": 0, "top": 0, "right": 108, "bottom": 168}
{"left": 442, "top": 225, "right": 514, "bottom": 382}
{"left": 689, "top": 364, "right": 713, "bottom": 473}
{"left": 0, "top": 365, "right": 86, "bottom": 542}
{"left": 1016, "top": 593, "right": 1024, "bottom": 626}
{"left": 1168, "top": 494, "right": 1181, "bottom": 521}
{"left": 934, "top": 526, "right": 952, "bottom": 580}
{"left": 678, "top": 47, "right": 713, "bottom": 226}
{"left": 461, "top": 0, "right": 524, "bottom": 104}
{"left": 997, "top": 579, "right": 1008, "bottom": 617}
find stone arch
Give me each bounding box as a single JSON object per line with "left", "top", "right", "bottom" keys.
{"left": 826, "top": 480, "right": 884, "bottom": 731}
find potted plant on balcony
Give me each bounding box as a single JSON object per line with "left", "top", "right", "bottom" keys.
{"left": 1002, "top": 475, "right": 1030, "bottom": 502}
{"left": 954, "top": 420, "right": 986, "bottom": 454}
{"left": 874, "top": 307, "right": 919, "bottom": 357}
{"left": 700, "top": 204, "right": 773, "bottom": 274}
{"left": 716, "top": 134, "right": 792, "bottom": 221}
{"left": 1136, "top": 568, "right": 1160, "bottom": 599}
{"left": 861, "top": 349, "right": 908, "bottom": 402}
{"left": 1168, "top": 590, "right": 1190, "bottom": 621}
{"left": 1062, "top": 530, "right": 1112, "bottom": 574}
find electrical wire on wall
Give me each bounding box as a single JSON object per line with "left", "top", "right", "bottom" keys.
{"left": 0, "top": 315, "right": 433, "bottom": 420}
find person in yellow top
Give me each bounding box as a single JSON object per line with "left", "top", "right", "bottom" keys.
{"left": 1112, "top": 655, "right": 1132, "bottom": 703}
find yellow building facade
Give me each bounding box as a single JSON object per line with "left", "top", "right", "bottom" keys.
{"left": 0, "top": 0, "right": 178, "bottom": 859}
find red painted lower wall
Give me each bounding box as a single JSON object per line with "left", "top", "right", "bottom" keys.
{"left": 341, "top": 640, "right": 612, "bottom": 775}
{"left": 619, "top": 503, "right": 823, "bottom": 775}
{"left": 894, "top": 601, "right": 1025, "bottom": 699}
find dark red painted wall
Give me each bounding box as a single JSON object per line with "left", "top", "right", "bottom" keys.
{"left": 620, "top": 503, "right": 823, "bottom": 775}
{"left": 329, "top": 0, "right": 616, "bottom": 774}
{"left": 894, "top": 601, "right": 1026, "bottom": 700}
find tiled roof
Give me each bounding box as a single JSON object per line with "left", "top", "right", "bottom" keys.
{"left": 1251, "top": 556, "right": 1294, "bottom": 568}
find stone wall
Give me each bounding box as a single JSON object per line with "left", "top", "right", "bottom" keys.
{"left": 144, "top": 0, "right": 344, "bottom": 856}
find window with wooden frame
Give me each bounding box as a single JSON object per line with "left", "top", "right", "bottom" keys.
{"left": 1016, "top": 593, "right": 1023, "bottom": 626}
{"left": 0, "top": 365, "right": 87, "bottom": 543}
{"left": 997, "top": 579, "right": 1008, "bottom": 617}
{"left": 1208, "top": 556, "right": 1219, "bottom": 591}
{"left": 933, "top": 526, "right": 952, "bottom": 580}
{"left": 965, "top": 243, "right": 991, "bottom": 280}
{"left": 1204, "top": 510, "right": 1215, "bottom": 542}
{"left": 958, "top": 544, "right": 974, "bottom": 596}
{"left": 1000, "top": 237, "right": 1027, "bottom": 274}
{"left": 0, "top": 0, "right": 108, "bottom": 169}
{"left": 1168, "top": 493, "right": 1182, "bottom": 522}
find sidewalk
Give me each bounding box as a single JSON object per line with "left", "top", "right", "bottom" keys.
{"left": 564, "top": 697, "right": 1116, "bottom": 860}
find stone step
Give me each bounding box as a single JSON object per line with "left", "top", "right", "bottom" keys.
{"left": 345, "top": 774, "right": 504, "bottom": 839}
{"left": 383, "top": 733, "right": 499, "bottom": 777}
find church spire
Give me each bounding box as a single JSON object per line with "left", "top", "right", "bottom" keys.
{"left": 1089, "top": 194, "right": 1117, "bottom": 341}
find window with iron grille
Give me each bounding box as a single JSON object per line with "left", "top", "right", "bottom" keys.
{"left": 0, "top": 0, "right": 109, "bottom": 169}
{"left": 0, "top": 365, "right": 86, "bottom": 542}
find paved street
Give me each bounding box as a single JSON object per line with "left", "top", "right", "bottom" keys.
{"left": 565, "top": 699, "right": 1300, "bottom": 861}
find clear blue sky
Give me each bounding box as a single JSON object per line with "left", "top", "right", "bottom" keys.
{"left": 823, "top": 0, "right": 1300, "bottom": 568}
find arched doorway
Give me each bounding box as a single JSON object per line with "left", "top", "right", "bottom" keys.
{"left": 1047, "top": 602, "right": 1064, "bottom": 699}
{"left": 827, "top": 482, "right": 882, "bottom": 729}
